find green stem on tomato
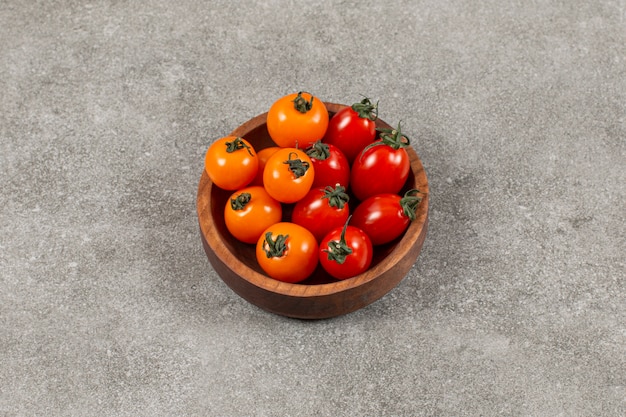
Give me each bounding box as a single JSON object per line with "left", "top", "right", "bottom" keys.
{"left": 375, "top": 120, "right": 411, "bottom": 149}
{"left": 230, "top": 193, "right": 251, "bottom": 211}
{"left": 323, "top": 216, "right": 353, "bottom": 264}
{"left": 358, "top": 121, "right": 411, "bottom": 161}
{"left": 400, "top": 189, "right": 423, "bottom": 221}
{"left": 322, "top": 184, "right": 349, "bottom": 209}
{"left": 351, "top": 96, "right": 378, "bottom": 121}
{"left": 225, "top": 137, "right": 253, "bottom": 156}
{"left": 262, "top": 232, "right": 288, "bottom": 258}
{"left": 283, "top": 152, "right": 310, "bottom": 178}
{"left": 306, "top": 141, "right": 330, "bottom": 161}
{"left": 292, "top": 91, "right": 314, "bottom": 113}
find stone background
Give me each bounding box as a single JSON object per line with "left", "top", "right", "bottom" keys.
{"left": 1, "top": 1, "right": 624, "bottom": 415}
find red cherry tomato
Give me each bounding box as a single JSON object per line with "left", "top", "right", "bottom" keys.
{"left": 350, "top": 122, "right": 411, "bottom": 201}
{"left": 263, "top": 148, "right": 315, "bottom": 203}
{"left": 204, "top": 136, "right": 258, "bottom": 190}
{"left": 305, "top": 141, "right": 350, "bottom": 189}
{"left": 291, "top": 185, "right": 350, "bottom": 242}
{"left": 323, "top": 97, "right": 378, "bottom": 163}
{"left": 256, "top": 222, "right": 319, "bottom": 283}
{"left": 350, "top": 189, "right": 423, "bottom": 245}
{"left": 319, "top": 218, "right": 373, "bottom": 280}
{"left": 266, "top": 91, "right": 329, "bottom": 148}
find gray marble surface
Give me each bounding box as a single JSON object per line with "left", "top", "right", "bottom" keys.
{"left": 1, "top": 1, "right": 624, "bottom": 415}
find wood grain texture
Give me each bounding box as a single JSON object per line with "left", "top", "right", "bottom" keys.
{"left": 197, "top": 102, "right": 429, "bottom": 319}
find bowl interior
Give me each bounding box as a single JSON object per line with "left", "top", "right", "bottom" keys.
{"left": 207, "top": 105, "right": 423, "bottom": 286}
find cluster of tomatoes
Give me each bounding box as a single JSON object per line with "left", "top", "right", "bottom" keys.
{"left": 204, "top": 92, "right": 422, "bottom": 283}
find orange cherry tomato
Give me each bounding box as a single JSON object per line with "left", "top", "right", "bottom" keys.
{"left": 255, "top": 222, "right": 319, "bottom": 283}
{"left": 250, "top": 146, "right": 280, "bottom": 186}
{"left": 266, "top": 91, "right": 329, "bottom": 148}
{"left": 224, "top": 186, "right": 283, "bottom": 244}
{"left": 263, "top": 148, "right": 315, "bottom": 203}
{"left": 205, "top": 136, "right": 258, "bottom": 190}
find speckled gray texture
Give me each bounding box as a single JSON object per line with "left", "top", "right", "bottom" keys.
{"left": 1, "top": 1, "right": 624, "bottom": 416}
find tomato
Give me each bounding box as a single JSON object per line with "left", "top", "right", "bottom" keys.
{"left": 205, "top": 136, "right": 258, "bottom": 190}
{"left": 250, "top": 146, "right": 280, "bottom": 186}
{"left": 305, "top": 141, "right": 350, "bottom": 189}
{"left": 323, "top": 97, "right": 378, "bottom": 163}
{"left": 350, "top": 122, "right": 411, "bottom": 201}
{"left": 266, "top": 91, "right": 329, "bottom": 148}
{"left": 350, "top": 189, "right": 423, "bottom": 245}
{"left": 256, "top": 222, "right": 319, "bottom": 283}
{"left": 224, "top": 186, "right": 283, "bottom": 244}
{"left": 291, "top": 185, "right": 350, "bottom": 242}
{"left": 263, "top": 148, "right": 315, "bottom": 203}
{"left": 319, "top": 218, "right": 373, "bottom": 280}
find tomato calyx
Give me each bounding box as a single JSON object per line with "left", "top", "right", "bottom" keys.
{"left": 376, "top": 121, "right": 411, "bottom": 149}
{"left": 357, "top": 121, "right": 411, "bottom": 161}
{"left": 351, "top": 97, "right": 378, "bottom": 121}
{"left": 292, "top": 91, "right": 314, "bottom": 113}
{"left": 283, "top": 152, "right": 310, "bottom": 178}
{"left": 322, "top": 184, "right": 349, "bottom": 209}
{"left": 323, "top": 217, "right": 353, "bottom": 264}
{"left": 230, "top": 192, "right": 251, "bottom": 210}
{"left": 262, "top": 232, "right": 288, "bottom": 258}
{"left": 400, "top": 189, "right": 423, "bottom": 221}
{"left": 305, "top": 141, "right": 330, "bottom": 160}
{"left": 225, "top": 137, "right": 253, "bottom": 156}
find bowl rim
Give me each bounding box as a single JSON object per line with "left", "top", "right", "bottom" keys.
{"left": 197, "top": 102, "right": 429, "bottom": 298}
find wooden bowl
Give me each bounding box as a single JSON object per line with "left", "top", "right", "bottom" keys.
{"left": 197, "top": 102, "right": 429, "bottom": 319}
